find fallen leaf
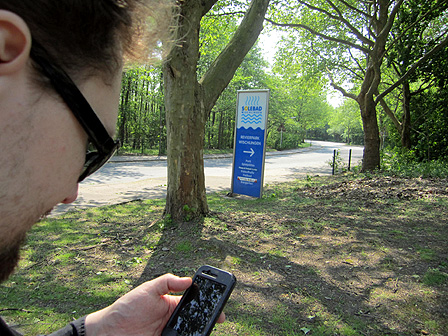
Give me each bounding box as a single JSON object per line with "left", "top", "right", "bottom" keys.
{"left": 300, "top": 327, "right": 311, "bottom": 334}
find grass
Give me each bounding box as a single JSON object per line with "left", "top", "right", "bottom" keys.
{"left": 0, "top": 173, "right": 447, "bottom": 335}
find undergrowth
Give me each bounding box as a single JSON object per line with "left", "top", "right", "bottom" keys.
{"left": 382, "top": 150, "right": 448, "bottom": 178}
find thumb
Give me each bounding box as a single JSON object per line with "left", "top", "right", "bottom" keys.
{"left": 145, "top": 273, "right": 193, "bottom": 297}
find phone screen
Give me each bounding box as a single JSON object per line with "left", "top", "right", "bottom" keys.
{"left": 164, "top": 276, "right": 227, "bottom": 336}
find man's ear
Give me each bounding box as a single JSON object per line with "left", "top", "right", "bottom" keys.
{"left": 0, "top": 10, "right": 31, "bottom": 75}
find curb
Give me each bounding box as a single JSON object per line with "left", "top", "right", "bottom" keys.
{"left": 109, "top": 145, "right": 318, "bottom": 163}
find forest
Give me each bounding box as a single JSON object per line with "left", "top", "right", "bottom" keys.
{"left": 118, "top": 0, "right": 446, "bottom": 157}
{"left": 116, "top": 0, "right": 447, "bottom": 220}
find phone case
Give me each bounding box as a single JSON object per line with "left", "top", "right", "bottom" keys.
{"left": 162, "top": 265, "right": 236, "bottom": 336}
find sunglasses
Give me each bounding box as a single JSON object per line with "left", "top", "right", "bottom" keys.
{"left": 29, "top": 40, "right": 120, "bottom": 182}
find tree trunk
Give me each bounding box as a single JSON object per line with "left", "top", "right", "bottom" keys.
{"left": 118, "top": 77, "right": 131, "bottom": 145}
{"left": 163, "top": 0, "right": 270, "bottom": 222}
{"left": 359, "top": 95, "right": 381, "bottom": 171}
{"left": 357, "top": 0, "right": 397, "bottom": 171}
{"left": 401, "top": 81, "right": 411, "bottom": 149}
{"left": 163, "top": 1, "right": 207, "bottom": 220}
{"left": 218, "top": 109, "right": 224, "bottom": 149}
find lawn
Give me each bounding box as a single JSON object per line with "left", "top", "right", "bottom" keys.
{"left": 1, "top": 173, "right": 447, "bottom": 335}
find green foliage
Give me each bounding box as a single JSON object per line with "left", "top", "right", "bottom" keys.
{"left": 117, "top": 4, "right": 341, "bottom": 155}
{"left": 408, "top": 84, "right": 448, "bottom": 161}
{"left": 269, "top": 0, "right": 448, "bottom": 172}
{"left": 387, "top": 0, "right": 448, "bottom": 78}
{"left": 382, "top": 150, "right": 448, "bottom": 178}
{"left": 115, "top": 0, "right": 448, "bottom": 167}
{"left": 200, "top": 12, "right": 269, "bottom": 150}
{"left": 182, "top": 204, "right": 198, "bottom": 222}
{"left": 327, "top": 99, "right": 363, "bottom": 145}
{"left": 205, "top": 44, "right": 268, "bottom": 149}
{"left": 267, "top": 50, "right": 332, "bottom": 149}
{"left": 118, "top": 66, "right": 166, "bottom": 155}
{"left": 117, "top": 2, "right": 359, "bottom": 156}
{"left": 162, "top": 214, "right": 175, "bottom": 229}
{"left": 383, "top": 0, "right": 448, "bottom": 160}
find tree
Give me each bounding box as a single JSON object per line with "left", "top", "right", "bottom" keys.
{"left": 163, "top": 0, "right": 270, "bottom": 221}
{"left": 328, "top": 98, "right": 363, "bottom": 144}
{"left": 205, "top": 46, "right": 268, "bottom": 150}
{"left": 266, "top": 0, "right": 448, "bottom": 171}
{"left": 266, "top": 74, "right": 330, "bottom": 149}
{"left": 199, "top": 14, "right": 269, "bottom": 150}
{"left": 118, "top": 66, "right": 166, "bottom": 154}
{"left": 383, "top": 0, "right": 448, "bottom": 150}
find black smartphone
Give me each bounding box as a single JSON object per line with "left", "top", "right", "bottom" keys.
{"left": 162, "top": 265, "right": 236, "bottom": 336}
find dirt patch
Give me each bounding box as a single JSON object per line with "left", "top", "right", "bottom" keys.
{"left": 297, "top": 176, "right": 448, "bottom": 201}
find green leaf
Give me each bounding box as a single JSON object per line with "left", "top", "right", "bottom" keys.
{"left": 300, "top": 327, "right": 311, "bottom": 334}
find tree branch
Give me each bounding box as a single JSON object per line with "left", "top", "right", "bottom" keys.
{"left": 338, "top": 62, "right": 364, "bottom": 81}
{"left": 206, "top": 11, "right": 246, "bottom": 17}
{"left": 348, "top": 48, "right": 366, "bottom": 75}
{"left": 202, "top": 0, "right": 219, "bottom": 17}
{"left": 376, "top": 32, "right": 448, "bottom": 104}
{"left": 385, "top": 7, "right": 436, "bottom": 55}
{"left": 200, "top": 0, "right": 270, "bottom": 111}
{"left": 377, "top": 0, "right": 404, "bottom": 43}
{"left": 297, "top": 0, "right": 374, "bottom": 47}
{"left": 411, "top": 80, "right": 433, "bottom": 96}
{"left": 334, "top": 0, "right": 372, "bottom": 19}
{"left": 264, "top": 18, "right": 370, "bottom": 53}
{"left": 327, "top": 71, "right": 357, "bottom": 100}
{"left": 379, "top": 97, "right": 401, "bottom": 132}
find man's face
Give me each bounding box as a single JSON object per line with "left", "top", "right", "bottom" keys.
{"left": 0, "top": 61, "right": 122, "bottom": 282}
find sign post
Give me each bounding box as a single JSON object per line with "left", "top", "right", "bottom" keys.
{"left": 231, "top": 89, "right": 270, "bottom": 198}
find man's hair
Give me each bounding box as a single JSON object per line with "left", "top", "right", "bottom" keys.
{"left": 0, "top": 0, "right": 174, "bottom": 78}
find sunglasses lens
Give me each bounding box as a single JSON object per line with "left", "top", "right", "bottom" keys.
{"left": 79, "top": 152, "right": 100, "bottom": 182}
{"left": 78, "top": 144, "right": 118, "bottom": 182}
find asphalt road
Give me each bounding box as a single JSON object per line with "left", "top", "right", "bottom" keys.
{"left": 52, "top": 140, "right": 363, "bottom": 215}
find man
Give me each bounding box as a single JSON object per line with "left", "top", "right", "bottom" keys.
{"left": 0, "top": 1, "right": 224, "bottom": 335}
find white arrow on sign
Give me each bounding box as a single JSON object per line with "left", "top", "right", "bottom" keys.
{"left": 243, "top": 148, "right": 255, "bottom": 157}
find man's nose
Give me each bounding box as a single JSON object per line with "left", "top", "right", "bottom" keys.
{"left": 61, "top": 186, "right": 79, "bottom": 204}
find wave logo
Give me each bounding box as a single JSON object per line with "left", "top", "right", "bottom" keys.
{"left": 245, "top": 95, "right": 260, "bottom": 107}
{"left": 241, "top": 95, "right": 263, "bottom": 125}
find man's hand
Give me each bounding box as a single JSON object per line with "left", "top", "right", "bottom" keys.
{"left": 84, "top": 273, "right": 225, "bottom": 336}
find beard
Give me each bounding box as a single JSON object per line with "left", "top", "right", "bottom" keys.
{"left": 0, "top": 204, "right": 52, "bottom": 283}
{"left": 0, "top": 233, "right": 26, "bottom": 283}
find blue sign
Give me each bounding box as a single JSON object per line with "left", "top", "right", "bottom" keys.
{"left": 231, "top": 90, "right": 269, "bottom": 198}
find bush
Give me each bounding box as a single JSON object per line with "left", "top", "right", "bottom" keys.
{"left": 382, "top": 150, "right": 448, "bottom": 178}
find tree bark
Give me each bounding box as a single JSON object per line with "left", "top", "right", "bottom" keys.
{"left": 356, "top": 0, "right": 400, "bottom": 171}
{"left": 359, "top": 97, "right": 381, "bottom": 171}
{"left": 163, "top": 1, "right": 206, "bottom": 221}
{"left": 163, "top": 0, "right": 270, "bottom": 221}
{"left": 401, "top": 81, "right": 411, "bottom": 149}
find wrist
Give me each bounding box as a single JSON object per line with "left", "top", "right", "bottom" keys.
{"left": 85, "top": 307, "right": 110, "bottom": 336}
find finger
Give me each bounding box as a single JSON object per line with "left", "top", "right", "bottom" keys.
{"left": 147, "top": 274, "right": 193, "bottom": 297}
{"left": 216, "top": 312, "right": 226, "bottom": 324}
